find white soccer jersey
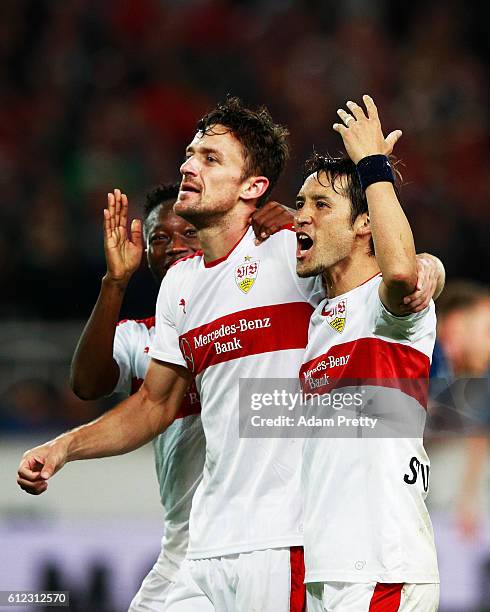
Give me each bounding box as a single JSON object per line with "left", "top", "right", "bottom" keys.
{"left": 113, "top": 317, "right": 205, "bottom": 579}
{"left": 300, "top": 274, "right": 439, "bottom": 584}
{"left": 149, "top": 225, "right": 323, "bottom": 559}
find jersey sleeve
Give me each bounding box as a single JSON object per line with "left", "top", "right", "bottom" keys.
{"left": 279, "top": 226, "right": 324, "bottom": 307}
{"left": 148, "top": 269, "right": 187, "bottom": 368}
{"left": 372, "top": 279, "right": 437, "bottom": 349}
{"left": 112, "top": 320, "right": 136, "bottom": 396}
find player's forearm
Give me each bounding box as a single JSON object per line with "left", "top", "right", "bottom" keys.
{"left": 366, "top": 181, "right": 417, "bottom": 293}
{"left": 70, "top": 276, "right": 128, "bottom": 399}
{"left": 63, "top": 388, "right": 170, "bottom": 462}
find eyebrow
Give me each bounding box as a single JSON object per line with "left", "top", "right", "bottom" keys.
{"left": 185, "top": 145, "right": 223, "bottom": 160}
{"left": 295, "top": 193, "right": 331, "bottom": 201}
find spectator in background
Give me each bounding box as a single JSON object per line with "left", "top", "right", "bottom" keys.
{"left": 428, "top": 280, "right": 490, "bottom": 538}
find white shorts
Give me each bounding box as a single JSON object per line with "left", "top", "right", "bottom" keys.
{"left": 128, "top": 565, "right": 174, "bottom": 612}
{"left": 128, "top": 541, "right": 183, "bottom": 612}
{"left": 165, "top": 547, "right": 306, "bottom": 612}
{"left": 307, "top": 581, "right": 439, "bottom": 612}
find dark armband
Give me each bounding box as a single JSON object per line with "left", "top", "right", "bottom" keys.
{"left": 356, "top": 155, "right": 395, "bottom": 191}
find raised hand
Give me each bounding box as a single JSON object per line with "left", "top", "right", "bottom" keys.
{"left": 103, "top": 189, "right": 144, "bottom": 287}
{"left": 333, "top": 95, "right": 402, "bottom": 164}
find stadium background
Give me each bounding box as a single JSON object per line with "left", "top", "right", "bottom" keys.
{"left": 0, "top": 1, "right": 488, "bottom": 610}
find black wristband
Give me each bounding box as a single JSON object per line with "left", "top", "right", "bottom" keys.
{"left": 356, "top": 154, "right": 395, "bottom": 191}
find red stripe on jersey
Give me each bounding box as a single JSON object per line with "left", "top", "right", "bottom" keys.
{"left": 289, "top": 546, "right": 306, "bottom": 612}
{"left": 130, "top": 379, "right": 201, "bottom": 419}
{"left": 170, "top": 250, "right": 203, "bottom": 270}
{"left": 300, "top": 337, "right": 430, "bottom": 407}
{"left": 369, "top": 583, "right": 403, "bottom": 611}
{"left": 179, "top": 302, "right": 314, "bottom": 375}
{"left": 117, "top": 316, "right": 156, "bottom": 329}
{"left": 134, "top": 316, "right": 156, "bottom": 329}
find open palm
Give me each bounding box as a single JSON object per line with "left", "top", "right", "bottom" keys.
{"left": 103, "top": 189, "right": 143, "bottom": 285}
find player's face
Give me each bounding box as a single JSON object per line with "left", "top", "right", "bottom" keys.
{"left": 175, "top": 125, "right": 249, "bottom": 227}
{"left": 295, "top": 172, "right": 356, "bottom": 278}
{"left": 146, "top": 202, "right": 199, "bottom": 282}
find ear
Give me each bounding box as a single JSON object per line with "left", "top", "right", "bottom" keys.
{"left": 240, "top": 176, "right": 270, "bottom": 202}
{"left": 354, "top": 212, "right": 371, "bottom": 238}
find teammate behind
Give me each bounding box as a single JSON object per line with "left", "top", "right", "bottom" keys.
{"left": 297, "top": 95, "right": 440, "bottom": 610}
{"left": 69, "top": 184, "right": 204, "bottom": 611}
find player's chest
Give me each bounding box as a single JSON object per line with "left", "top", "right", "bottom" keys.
{"left": 308, "top": 293, "right": 375, "bottom": 355}
{"left": 175, "top": 252, "right": 302, "bottom": 332}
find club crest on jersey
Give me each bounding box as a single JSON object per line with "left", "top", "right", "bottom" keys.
{"left": 235, "top": 256, "right": 259, "bottom": 294}
{"left": 322, "top": 299, "right": 346, "bottom": 333}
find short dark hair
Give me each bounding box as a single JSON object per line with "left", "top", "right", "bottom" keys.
{"left": 302, "top": 153, "right": 402, "bottom": 256}
{"left": 197, "top": 96, "right": 289, "bottom": 207}
{"left": 436, "top": 280, "right": 489, "bottom": 319}
{"left": 143, "top": 183, "right": 180, "bottom": 220}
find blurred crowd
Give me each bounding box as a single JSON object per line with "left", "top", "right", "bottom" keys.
{"left": 0, "top": 0, "right": 489, "bottom": 447}
{"left": 0, "top": 4, "right": 488, "bottom": 605}
{"left": 0, "top": 0, "right": 488, "bottom": 321}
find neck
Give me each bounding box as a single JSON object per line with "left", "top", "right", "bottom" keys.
{"left": 197, "top": 204, "right": 252, "bottom": 263}
{"left": 322, "top": 250, "right": 380, "bottom": 298}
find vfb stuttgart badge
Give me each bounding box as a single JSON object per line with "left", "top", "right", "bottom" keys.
{"left": 322, "top": 298, "right": 346, "bottom": 333}
{"left": 235, "top": 256, "right": 259, "bottom": 294}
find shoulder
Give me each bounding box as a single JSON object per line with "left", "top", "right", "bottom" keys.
{"left": 256, "top": 223, "right": 297, "bottom": 255}
{"left": 116, "top": 317, "right": 155, "bottom": 340}
{"left": 159, "top": 251, "right": 203, "bottom": 291}
{"left": 169, "top": 250, "right": 203, "bottom": 272}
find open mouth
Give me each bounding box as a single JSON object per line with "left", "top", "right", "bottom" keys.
{"left": 296, "top": 232, "right": 314, "bottom": 259}
{"left": 180, "top": 183, "right": 201, "bottom": 194}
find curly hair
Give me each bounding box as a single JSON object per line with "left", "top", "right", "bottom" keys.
{"left": 143, "top": 183, "right": 180, "bottom": 220}
{"left": 197, "top": 96, "right": 289, "bottom": 207}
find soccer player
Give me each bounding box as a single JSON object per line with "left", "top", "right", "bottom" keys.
{"left": 70, "top": 184, "right": 205, "bottom": 611}
{"left": 296, "top": 95, "right": 440, "bottom": 610}
{"left": 18, "top": 98, "right": 443, "bottom": 611}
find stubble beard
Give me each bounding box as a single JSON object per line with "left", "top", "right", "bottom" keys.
{"left": 296, "top": 262, "right": 325, "bottom": 278}
{"left": 180, "top": 206, "right": 230, "bottom": 231}
{"left": 296, "top": 250, "right": 328, "bottom": 278}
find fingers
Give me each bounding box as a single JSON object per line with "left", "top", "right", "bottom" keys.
{"left": 362, "top": 94, "right": 378, "bottom": 120}
{"left": 337, "top": 108, "right": 356, "bottom": 128}
{"left": 103, "top": 207, "right": 112, "bottom": 240}
{"left": 120, "top": 193, "right": 129, "bottom": 229}
{"left": 251, "top": 202, "right": 294, "bottom": 242}
{"left": 336, "top": 95, "right": 378, "bottom": 128}
{"left": 385, "top": 130, "right": 403, "bottom": 154}
{"left": 107, "top": 189, "right": 127, "bottom": 228}
{"left": 17, "top": 476, "right": 48, "bottom": 495}
{"left": 114, "top": 189, "right": 122, "bottom": 227}
{"left": 402, "top": 291, "right": 429, "bottom": 312}
{"left": 130, "top": 218, "right": 143, "bottom": 248}
{"left": 346, "top": 100, "right": 366, "bottom": 121}
{"left": 332, "top": 122, "right": 347, "bottom": 135}
{"left": 402, "top": 259, "right": 436, "bottom": 313}
{"left": 17, "top": 454, "right": 49, "bottom": 495}
{"left": 107, "top": 192, "right": 116, "bottom": 232}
